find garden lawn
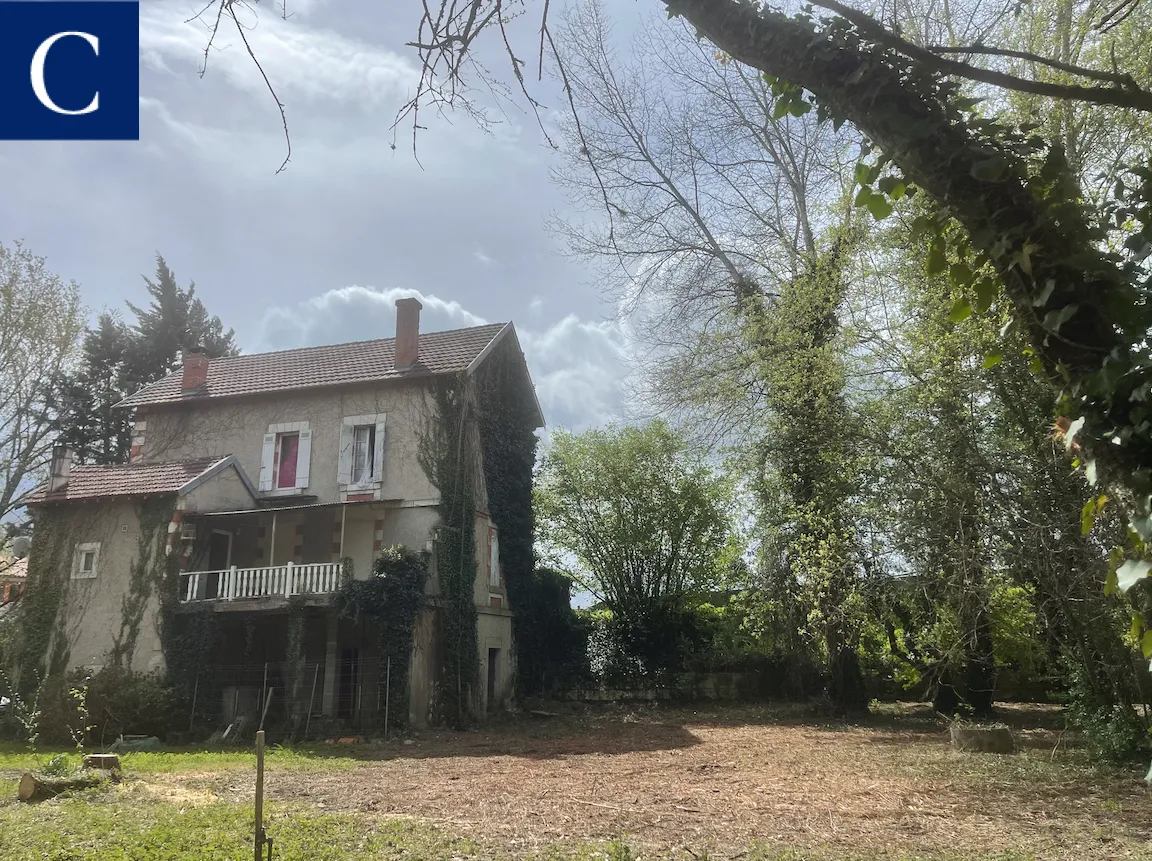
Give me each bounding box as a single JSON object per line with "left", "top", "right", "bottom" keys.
{"left": 2, "top": 703, "right": 1150, "bottom": 861}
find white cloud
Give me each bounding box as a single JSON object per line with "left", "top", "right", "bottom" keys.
{"left": 473, "top": 246, "right": 496, "bottom": 267}
{"left": 257, "top": 285, "right": 488, "bottom": 350}
{"left": 140, "top": 5, "right": 414, "bottom": 109}
{"left": 519, "top": 315, "right": 629, "bottom": 433}
{"left": 256, "top": 287, "right": 629, "bottom": 431}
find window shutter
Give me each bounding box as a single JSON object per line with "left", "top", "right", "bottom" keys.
{"left": 373, "top": 417, "right": 386, "bottom": 481}
{"left": 337, "top": 423, "right": 353, "bottom": 485}
{"left": 259, "top": 433, "right": 276, "bottom": 491}
{"left": 295, "top": 428, "right": 312, "bottom": 488}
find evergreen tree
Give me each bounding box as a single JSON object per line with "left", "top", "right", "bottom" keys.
{"left": 55, "top": 255, "right": 238, "bottom": 465}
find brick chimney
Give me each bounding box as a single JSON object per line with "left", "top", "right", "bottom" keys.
{"left": 181, "top": 352, "right": 209, "bottom": 390}
{"left": 48, "top": 444, "right": 72, "bottom": 493}
{"left": 394, "top": 298, "right": 422, "bottom": 370}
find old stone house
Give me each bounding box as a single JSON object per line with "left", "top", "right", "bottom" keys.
{"left": 20, "top": 299, "right": 543, "bottom": 729}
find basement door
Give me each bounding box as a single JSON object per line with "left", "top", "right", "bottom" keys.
{"left": 487, "top": 648, "right": 499, "bottom": 711}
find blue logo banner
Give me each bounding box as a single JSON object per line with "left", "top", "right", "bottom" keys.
{"left": 0, "top": 1, "right": 139, "bottom": 140}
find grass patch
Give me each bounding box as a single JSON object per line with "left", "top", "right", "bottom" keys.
{"left": 0, "top": 743, "right": 368, "bottom": 777}
{"left": 0, "top": 791, "right": 475, "bottom": 861}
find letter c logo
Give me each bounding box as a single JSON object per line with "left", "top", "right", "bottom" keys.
{"left": 30, "top": 31, "right": 99, "bottom": 116}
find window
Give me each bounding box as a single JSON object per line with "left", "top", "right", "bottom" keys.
{"left": 276, "top": 433, "right": 300, "bottom": 488}
{"left": 259, "top": 422, "right": 311, "bottom": 492}
{"left": 351, "top": 424, "right": 376, "bottom": 484}
{"left": 488, "top": 526, "right": 501, "bottom": 587}
{"left": 338, "top": 415, "right": 386, "bottom": 488}
{"left": 72, "top": 542, "right": 100, "bottom": 579}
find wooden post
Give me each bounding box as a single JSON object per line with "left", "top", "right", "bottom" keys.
{"left": 260, "top": 662, "right": 268, "bottom": 726}
{"left": 260, "top": 688, "right": 274, "bottom": 731}
{"left": 285, "top": 560, "right": 294, "bottom": 597}
{"left": 254, "top": 730, "right": 266, "bottom": 861}
{"left": 270, "top": 511, "right": 278, "bottom": 567}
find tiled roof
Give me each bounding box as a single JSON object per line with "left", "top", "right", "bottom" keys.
{"left": 25, "top": 457, "right": 224, "bottom": 504}
{"left": 118, "top": 323, "right": 510, "bottom": 408}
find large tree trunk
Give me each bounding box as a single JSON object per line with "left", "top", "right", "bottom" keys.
{"left": 826, "top": 629, "right": 868, "bottom": 716}
{"left": 665, "top": 0, "right": 1150, "bottom": 514}
{"left": 965, "top": 604, "right": 998, "bottom": 719}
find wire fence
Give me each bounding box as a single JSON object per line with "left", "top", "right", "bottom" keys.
{"left": 186, "top": 656, "right": 401, "bottom": 741}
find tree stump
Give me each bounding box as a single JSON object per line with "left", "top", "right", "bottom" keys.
{"left": 17, "top": 771, "right": 104, "bottom": 802}
{"left": 83, "top": 754, "right": 121, "bottom": 771}
{"left": 950, "top": 724, "right": 1015, "bottom": 753}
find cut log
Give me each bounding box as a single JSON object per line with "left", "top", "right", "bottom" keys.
{"left": 17, "top": 770, "right": 104, "bottom": 802}
{"left": 83, "top": 754, "right": 121, "bottom": 771}
{"left": 950, "top": 724, "right": 1016, "bottom": 753}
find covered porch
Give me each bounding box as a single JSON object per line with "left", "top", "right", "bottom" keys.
{"left": 176, "top": 500, "right": 389, "bottom": 606}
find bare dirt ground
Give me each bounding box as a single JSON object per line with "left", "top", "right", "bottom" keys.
{"left": 196, "top": 703, "right": 1152, "bottom": 859}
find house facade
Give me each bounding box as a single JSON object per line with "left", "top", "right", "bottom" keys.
{"left": 21, "top": 299, "right": 543, "bottom": 730}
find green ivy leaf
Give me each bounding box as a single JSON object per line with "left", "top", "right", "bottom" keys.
{"left": 1033, "top": 279, "right": 1055, "bottom": 307}
{"left": 854, "top": 162, "right": 873, "bottom": 187}
{"left": 1141, "top": 631, "right": 1152, "bottom": 660}
{"left": 973, "top": 278, "right": 997, "bottom": 313}
{"left": 982, "top": 351, "right": 1003, "bottom": 369}
{"left": 926, "top": 243, "right": 946, "bottom": 276}
{"left": 877, "top": 176, "right": 906, "bottom": 198}
{"left": 949, "top": 298, "right": 973, "bottom": 323}
{"left": 1042, "top": 304, "right": 1079, "bottom": 333}
{"left": 1028, "top": 357, "right": 1044, "bottom": 374}
{"left": 1081, "top": 497, "right": 1097, "bottom": 536}
{"left": 949, "top": 262, "right": 973, "bottom": 288}
{"left": 789, "top": 98, "right": 812, "bottom": 117}
{"left": 1117, "top": 559, "right": 1152, "bottom": 593}
{"left": 866, "top": 196, "right": 893, "bottom": 221}
{"left": 971, "top": 156, "right": 1008, "bottom": 182}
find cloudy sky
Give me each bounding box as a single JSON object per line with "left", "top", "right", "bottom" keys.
{"left": 0, "top": 0, "right": 644, "bottom": 433}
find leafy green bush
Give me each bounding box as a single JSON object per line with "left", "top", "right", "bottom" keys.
{"left": 1062, "top": 657, "right": 1152, "bottom": 762}
{"left": 37, "top": 668, "right": 180, "bottom": 746}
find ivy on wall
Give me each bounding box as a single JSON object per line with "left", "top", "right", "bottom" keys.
{"left": 14, "top": 505, "right": 78, "bottom": 693}
{"left": 418, "top": 374, "right": 481, "bottom": 727}
{"left": 157, "top": 527, "right": 217, "bottom": 699}
{"left": 336, "top": 548, "right": 428, "bottom": 729}
{"left": 110, "top": 496, "right": 175, "bottom": 668}
{"left": 472, "top": 337, "right": 589, "bottom": 696}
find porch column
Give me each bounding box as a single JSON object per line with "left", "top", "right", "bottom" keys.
{"left": 321, "top": 612, "right": 338, "bottom": 717}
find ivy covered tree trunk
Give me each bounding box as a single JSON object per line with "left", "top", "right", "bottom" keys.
{"left": 744, "top": 240, "right": 867, "bottom": 716}
{"left": 667, "top": 0, "right": 1152, "bottom": 537}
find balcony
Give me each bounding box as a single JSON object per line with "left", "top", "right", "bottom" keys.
{"left": 181, "top": 562, "right": 343, "bottom": 604}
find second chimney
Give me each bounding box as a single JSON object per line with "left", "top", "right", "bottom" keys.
{"left": 181, "top": 352, "right": 209, "bottom": 390}
{"left": 394, "top": 298, "right": 422, "bottom": 369}
{"left": 48, "top": 444, "right": 72, "bottom": 493}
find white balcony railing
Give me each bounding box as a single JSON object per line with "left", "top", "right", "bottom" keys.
{"left": 181, "top": 562, "right": 343, "bottom": 603}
